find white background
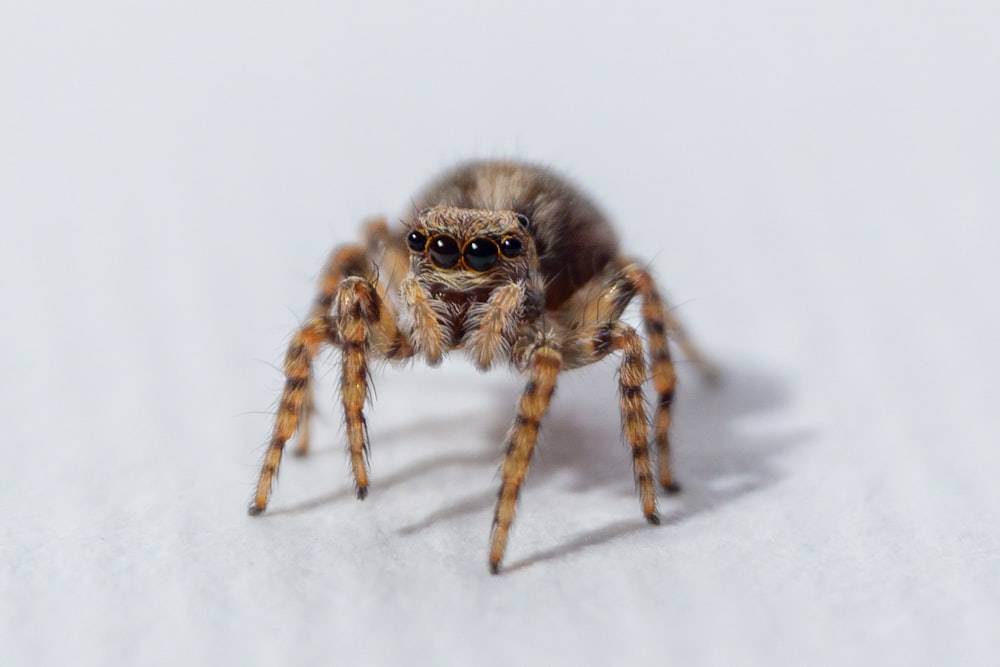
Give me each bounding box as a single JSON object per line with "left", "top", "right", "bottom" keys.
{"left": 2, "top": 2, "right": 998, "bottom": 665}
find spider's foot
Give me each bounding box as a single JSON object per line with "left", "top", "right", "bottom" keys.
{"left": 489, "top": 561, "right": 501, "bottom": 575}
{"left": 292, "top": 446, "right": 309, "bottom": 458}
{"left": 645, "top": 512, "right": 661, "bottom": 526}
{"left": 664, "top": 481, "right": 682, "bottom": 494}
{"left": 247, "top": 503, "right": 266, "bottom": 517}
{"left": 356, "top": 486, "right": 368, "bottom": 501}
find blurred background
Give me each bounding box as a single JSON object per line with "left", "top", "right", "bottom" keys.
{"left": 1, "top": 2, "right": 997, "bottom": 665}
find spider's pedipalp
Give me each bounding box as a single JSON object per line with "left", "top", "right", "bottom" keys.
{"left": 399, "top": 277, "right": 447, "bottom": 365}
{"left": 463, "top": 281, "right": 524, "bottom": 371}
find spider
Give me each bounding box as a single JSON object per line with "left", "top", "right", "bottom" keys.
{"left": 248, "top": 160, "right": 715, "bottom": 573}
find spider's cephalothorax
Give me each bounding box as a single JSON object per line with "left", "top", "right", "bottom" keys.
{"left": 400, "top": 205, "right": 544, "bottom": 363}
{"left": 248, "top": 160, "right": 715, "bottom": 573}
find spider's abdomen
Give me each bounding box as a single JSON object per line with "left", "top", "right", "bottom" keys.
{"left": 409, "top": 161, "right": 620, "bottom": 310}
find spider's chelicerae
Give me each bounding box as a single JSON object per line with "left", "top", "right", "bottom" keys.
{"left": 249, "top": 160, "right": 714, "bottom": 573}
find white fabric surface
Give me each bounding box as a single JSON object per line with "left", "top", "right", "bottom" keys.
{"left": 2, "top": 2, "right": 998, "bottom": 666}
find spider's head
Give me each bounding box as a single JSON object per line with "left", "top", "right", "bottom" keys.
{"left": 404, "top": 206, "right": 535, "bottom": 292}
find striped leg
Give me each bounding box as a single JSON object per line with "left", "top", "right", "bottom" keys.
{"left": 295, "top": 218, "right": 410, "bottom": 456}
{"left": 563, "top": 322, "right": 659, "bottom": 524}
{"left": 489, "top": 344, "right": 562, "bottom": 574}
{"left": 618, "top": 263, "right": 682, "bottom": 492}
{"left": 249, "top": 316, "right": 331, "bottom": 515}
{"left": 294, "top": 243, "right": 376, "bottom": 456}
{"left": 249, "top": 275, "right": 411, "bottom": 514}
{"left": 562, "top": 258, "right": 714, "bottom": 494}
{"left": 333, "top": 276, "right": 385, "bottom": 499}
{"left": 362, "top": 217, "right": 410, "bottom": 292}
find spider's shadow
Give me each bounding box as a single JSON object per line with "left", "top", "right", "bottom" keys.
{"left": 495, "top": 361, "right": 807, "bottom": 571}
{"left": 268, "top": 361, "right": 806, "bottom": 572}
{"left": 263, "top": 412, "right": 497, "bottom": 517}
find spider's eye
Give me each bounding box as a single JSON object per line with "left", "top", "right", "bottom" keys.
{"left": 516, "top": 214, "right": 530, "bottom": 228}
{"left": 500, "top": 237, "right": 523, "bottom": 258}
{"left": 464, "top": 238, "right": 499, "bottom": 272}
{"left": 428, "top": 235, "right": 461, "bottom": 268}
{"left": 406, "top": 231, "right": 427, "bottom": 252}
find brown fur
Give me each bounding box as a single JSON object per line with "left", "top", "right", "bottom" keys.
{"left": 248, "top": 160, "right": 715, "bottom": 573}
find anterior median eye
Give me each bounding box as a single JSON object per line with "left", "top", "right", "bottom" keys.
{"left": 429, "top": 235, "right": 461, "bottom": 268}
{"left": 464, "top": 238, "right": 499, "bottom": 271}
{"left": 406, "top": 231, "right": 427, "bottom": 251}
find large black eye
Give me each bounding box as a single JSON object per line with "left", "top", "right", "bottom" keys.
{"left": 500, "top": 236, "right": 523, "bottom": 258}
{"left": 516, "top": 213, "right": 530, "bottom": 228}
{"left": 428, "top": 235, "right": 460, "bottom": 268}
{"left": 406, "top": 231, "right": 427, "bottom": 251}
{"left": 464, "top": 238, "right": 499, "bottom": 271}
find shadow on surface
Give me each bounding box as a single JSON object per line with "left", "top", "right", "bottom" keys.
{"left": 497, "top": 361, "right": 809, "bottom": 571}
{"left": 539, "top": 362, "right": 803, "bottom": 501}
{"left": 397, "top": 490, "right": 496, "bottom": 535}
{"left": 265, "top": 446, "right": 494, "bottom": 517}
{"left": 263, "top": 360, "right": 807, "bottom": 571}
{"left": 502, "top": 519, "right": 648, "bottom": 574}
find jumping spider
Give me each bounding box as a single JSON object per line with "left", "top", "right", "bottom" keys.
{"left": 248, "top": 160, "right": 715, "bottom": 573}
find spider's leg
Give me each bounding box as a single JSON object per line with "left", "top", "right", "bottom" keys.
{"left": 332, "top": 275, "right": 414, "bottom": 499}
{"left": 295, "top": 218, "right": 408, "bottom": 455}
{"left": 560, "top": 258, "right": 715, "bottom": 494}
{"left": 611, "top": 262, "right": 679, "bottom": 492}
{"left": 250, "top": 231, "right": 413, "bottom": 514}
{"left": 616, "top": 261, "right": 717, "bottom": 492}
{"left": 295, "top": 244, "right": 373, "bottom": 456}
{"left": 248, "top": 278, "right": 411, "bottom": 514}
{"left": 249, "top": 315, "right": 331, "bottom": 515}
{"left": 489, "top": 342, "right": 562, "bottom": 574}
{"left": 363, "top": 217, "right": 410, "bottom": 294}
{"left": 563, "top": 322, "right": 659, "bottom": 524}
{"left": 331, "top": 277, "right": 376, "bottom": 498}
{"left": 615, "top": 260, "right": 718, "bottom": 380}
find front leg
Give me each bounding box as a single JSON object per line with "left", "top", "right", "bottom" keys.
{"left": 294, "top": 224, "right": 393, "bottom": 457}
{"left": 489, "top": 342, "right": 562, "bottom": 574}
{"left": 334, "top": 276, "right": 386, "bottom": 499}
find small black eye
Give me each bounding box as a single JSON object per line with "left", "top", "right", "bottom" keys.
{"left": 464, "top": 238, "right": 499, "bottom": 271}
{"left": 428, "top": 235, "right": 461, "bottom": 268}
{"left": 406, "top": 231, "right": 427, "bottom": 251}
{"left": 500, "top": 237, "right": 523, "bottom": 258}
{"left": 516, "top": 214, "right": 530, "bottom": 228}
